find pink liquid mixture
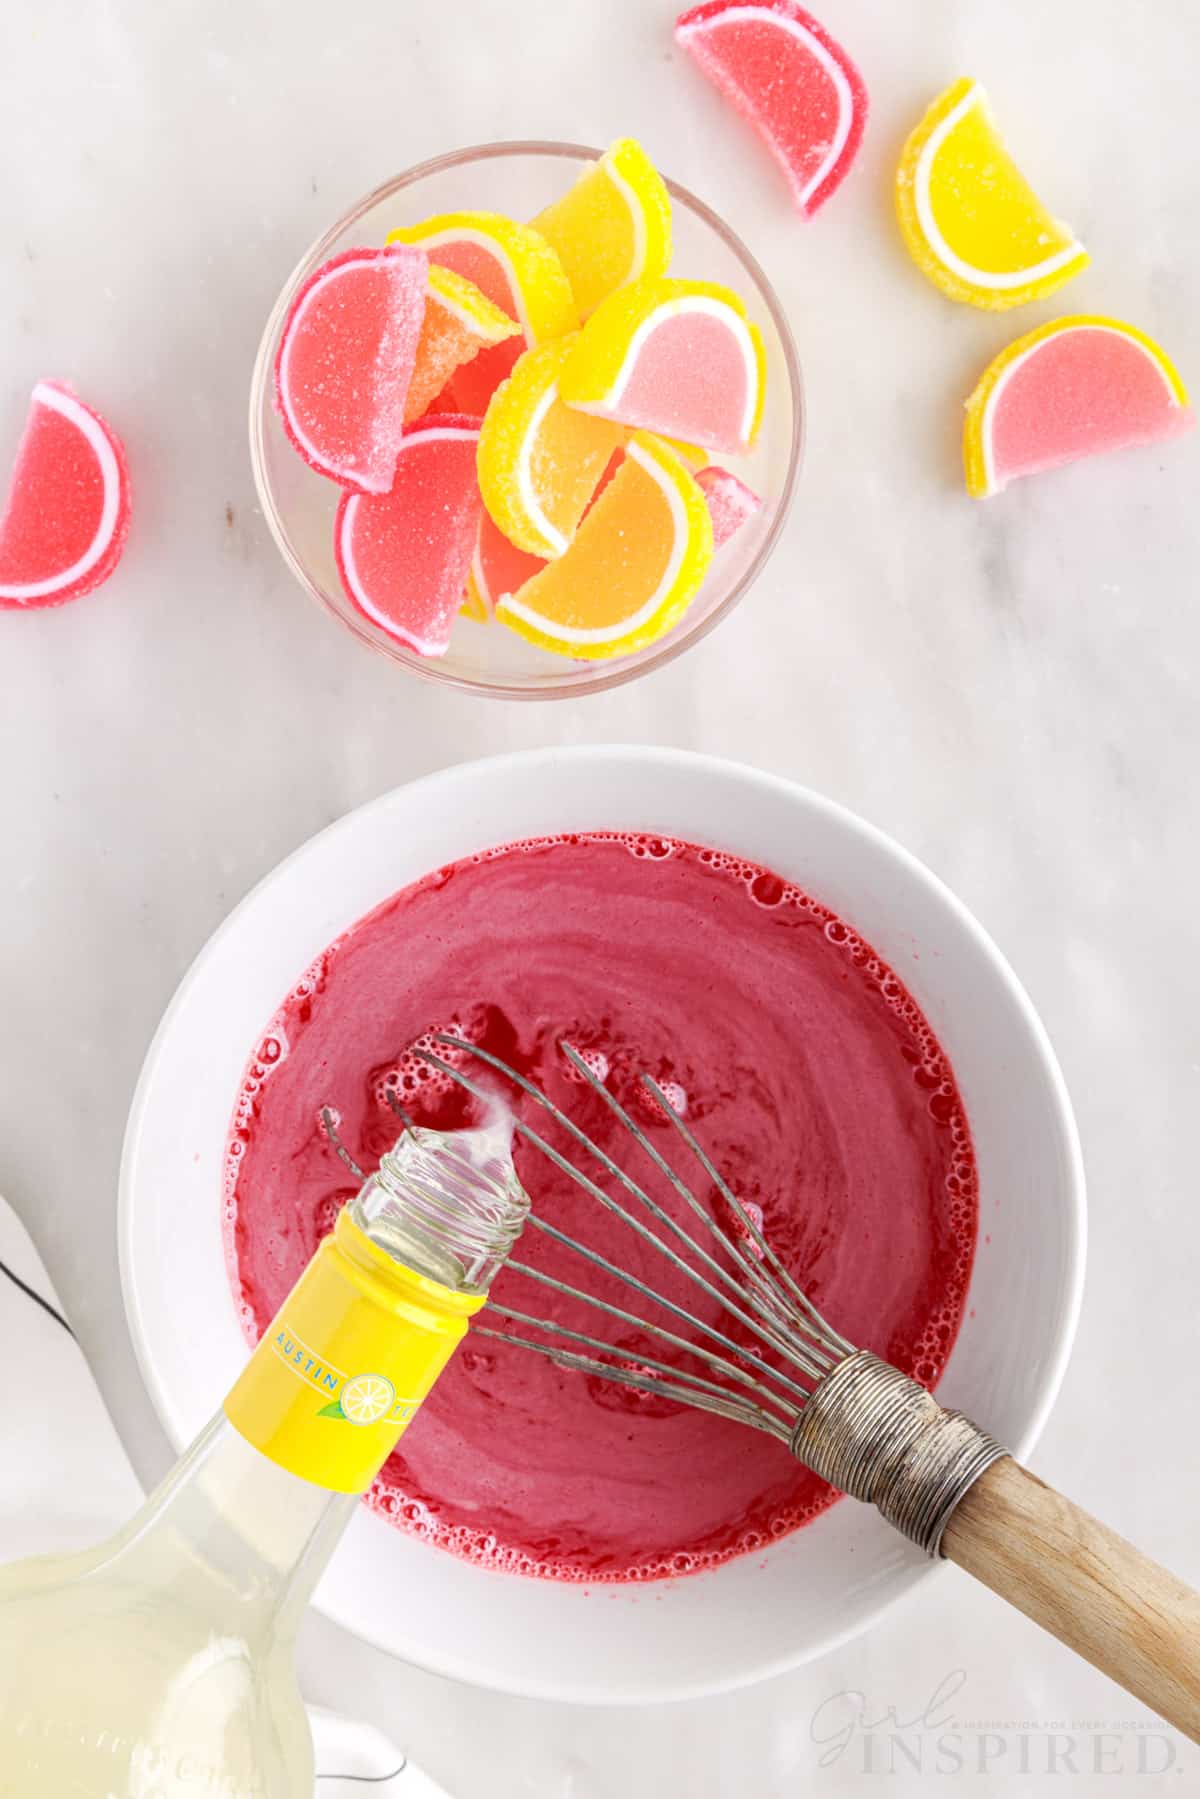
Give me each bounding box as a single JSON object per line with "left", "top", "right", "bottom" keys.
{"left": 225, "top": 834, "right": 978, "bottom": 1583}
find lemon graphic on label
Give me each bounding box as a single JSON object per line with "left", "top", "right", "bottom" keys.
{"left": 339, "top": 1374, "right": 395, "bottom": 1426}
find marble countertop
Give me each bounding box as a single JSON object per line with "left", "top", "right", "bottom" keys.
{"left": 2, "top": 1, "right": 1198, "bottom": 1791}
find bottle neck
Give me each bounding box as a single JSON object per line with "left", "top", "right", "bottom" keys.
{"left": 351, "top": 1111, "right": 528, "bottom": 1293}
{"left": 122, "top": 1115, "right": 529, "bottom": 1638}
{"left": 224, "top": 1113, "right": 529, "bottom": 1500}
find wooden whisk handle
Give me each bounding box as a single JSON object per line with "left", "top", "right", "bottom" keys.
{"left": 943, "top": 1456, "right": 1200, "bottom": 1744}
{"left": 791, "top": 1352, "right": 1200, "bottom": 1743}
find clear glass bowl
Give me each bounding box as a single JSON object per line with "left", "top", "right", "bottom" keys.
{"left": 249, "top": 141, "right": 804, "bottom": 700}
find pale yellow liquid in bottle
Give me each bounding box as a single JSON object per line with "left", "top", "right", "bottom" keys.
{"left": 0, "top": 1420, "right": 337, "bottom": 1795}
{"left": 0, "top": 1114, "right": 527, "bottom": 1796}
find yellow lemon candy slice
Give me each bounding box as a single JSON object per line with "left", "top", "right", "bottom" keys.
{"left": 559, "top": 276, "right": 766, "bottom": 456}
{"left": 896, "top": 79, "right": 1088, "bottom": 311}
{"left": 477, "top": 338, "right": 625, "bottom": 559}
{"left": 387, "top": 211, "right": 579, "bottom": 349}
{"left": 663, "top": 437, "right": 708, "bottom": 468}
{"left": 496, "top": 431, "right": 714, "bottom": 660}
{"left": 533, "top": 137, "right": 673, "bottom": 317}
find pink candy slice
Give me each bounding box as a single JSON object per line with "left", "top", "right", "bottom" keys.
{"left": 676, "top": 0, "right": 868, "bottom": 219}
{"left": 609, "top": 310, "right": 757, "bottom": 455}
{"left": 422, "top": 240, "right": 525, "bottom": 416}
{"left": 985, "top": 327, "right": 1195, "bottom": 493}
{"left": 275, "top": 244, "right": 428, "bottom": 494}
{"left": 335, "top": 413, "right": 483, "bottom": 657}
{"left": 0, "top": 380, "right": 131, "bottom": 610}
{"left": 695, "top": 465, "right": 762, "bottom": 546}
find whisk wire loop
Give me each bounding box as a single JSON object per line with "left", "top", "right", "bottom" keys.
{"left": 430, "top": 1037, "right": 832, "bottom": 1375}
{"left": 554, "top": 1041, "right": 841, "bottom": 1371}
{"left": 415, "top": 1044, "right": 829, "bottom": 1394}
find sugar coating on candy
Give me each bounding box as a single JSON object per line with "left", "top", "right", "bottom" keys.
{"left": 533, "top": 137, "right": 673, "bottom": 316}
{"left": 695, "top": 465, "right": 762, "bottom": 546}
{"left": 477, "top": 338, "right": 625, "bottom": 559}
{"left": 0, "top": 380, "right": 131, "bottom": 610}
{"left": 388, "top": 214, "right": 579, "bottom": 417}
{"left": 964, "top": 316, "right": 1194, "bottom": 498}
{"left": 676, "top": 0, "right": 868, "bottom": 218}
{"left": 405, "top": 266, "right": 519, "bottom": 424}
{"left": 274, "top": 244, "right": 428, "bottom": 492}
{"left": 896, "top": 79, "right": 1087, "bottom": 312}
{"left": 335, "top": 413, "right": 483, "bottom": 657}
{"left": 496, "top": 430, "right": 713, "bottom": 660}
{"left": 466, "top": 509, "right": 547, "bottom": 615}
{"left": 560, "top": 276, "right": 766, "bottom": 456}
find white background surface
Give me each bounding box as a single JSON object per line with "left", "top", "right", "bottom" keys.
{"left": 1, "top": 1, "right": 1197, "bottom": 1792}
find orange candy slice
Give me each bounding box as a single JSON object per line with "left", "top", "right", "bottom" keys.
{"left": 405, "top": 266, "right": 518, "bottom": 422}
{"left": 495, "top": 431, "right": 713, "bottom": 659}
{"left": 387, "top": 212, "right": 579, "bottom": 414}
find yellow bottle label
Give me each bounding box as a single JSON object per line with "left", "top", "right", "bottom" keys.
{"left": 224, "top": 1211, "right": 483, "bottom": 1493}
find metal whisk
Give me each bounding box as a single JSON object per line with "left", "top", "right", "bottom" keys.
{"left": 325, "top": 1034, "right": 1200, "bottom": 1743}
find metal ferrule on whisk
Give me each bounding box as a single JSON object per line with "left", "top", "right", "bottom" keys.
{"left": 790, "top": 1351, "right": 1008, "bottom": 1557}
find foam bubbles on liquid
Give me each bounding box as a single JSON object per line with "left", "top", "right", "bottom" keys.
{"left": 371, "top": 1013, "right": 484, "bottom": 1111}
{"left": 561, "top": 1042, "right": 610, "bottom": 1086}
{"left": 726, "top": 1196, "right": 765, "bottom": 1260}
{"left": 657, "top": 1079, "right": 687, "bottom": 1116}
{"left": 362, "top": 1463, "right": 842, "bottom": 1583}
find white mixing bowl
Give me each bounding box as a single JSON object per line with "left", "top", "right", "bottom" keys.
{"left": 119, "top": 748, "right": 1085, "bottom": 1703}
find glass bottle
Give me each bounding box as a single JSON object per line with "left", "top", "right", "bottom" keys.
{"left": 0, "top": 1112, "right": 528, "bottom": 1796}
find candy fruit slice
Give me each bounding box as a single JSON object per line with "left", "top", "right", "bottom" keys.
{"left": 496, "top": 431, "right": 713, "bottom": 659}
{"left": 477, "top": 339, "right": 625, "bottom": 558}
{"left": 0, "top": 381, "right": 131, "bottom": 610}
{"left": 663, "top": 437, "right": 708, "bottom": 468}
{"left": 695, "top": 464, "right": 762, "bottom": 545}
{"left": 585, "top": 451, "right": 760, "bottom": 548}
{"left": 462, "top": 440, "right": 629, "bottom": 617}
{"left": 896, "top": 79, "right": 1088, "bottom": 311}
{"left": 274, "top": 243, "right": 428, "bottom": 492}
{"left": 388, "top": 213, "right": 579, "bottom": 414}
{"left": 963, "top": 316, "right": 1194, "bottom": 498}
{"left": 335, "top": 414, "right": 482, "bottom": 657}
{"left": 559, "top": 276, "right": 766, "bottom": 455}
{"left": 675, "top": 0, "right": 867, "bottom": 218}
{"left": 405, "top": 266, "right": 519, "bottom": 422}
{"left": 533, "top": 137, "right": 673, "bottom": 316}
{"left": 464, "top": 511, "right": 547, "bottom": 618}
